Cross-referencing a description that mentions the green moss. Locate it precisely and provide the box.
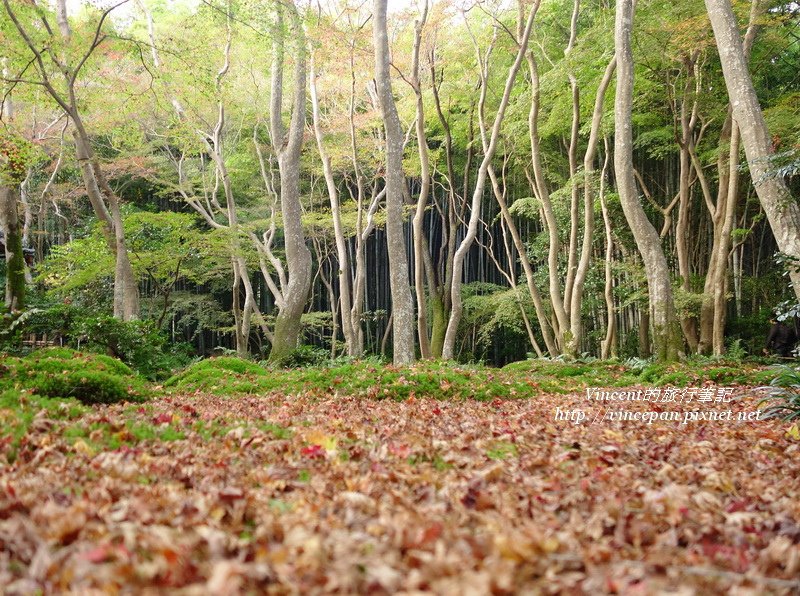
[0,348,147,405]
[0,388,88,463]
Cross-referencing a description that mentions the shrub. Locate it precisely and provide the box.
[0,348,148,405]
[9,305,192,379]
[280,345,330,368]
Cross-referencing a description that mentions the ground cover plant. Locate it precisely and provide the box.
[0,348,149,404]
[164,356,775,398]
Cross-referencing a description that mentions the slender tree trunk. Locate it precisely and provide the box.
[527,51,568,351]
[705,0,800,301]
[599,140,617,359]
[374,0,415,364]
[309,53,357,357]
[269,4,313,362]
[570,56,616,355]
[675,52,700,352]
[563,0,581,355]
[442,3,538,359]
[411,4,432,359]
[614,0,681,361]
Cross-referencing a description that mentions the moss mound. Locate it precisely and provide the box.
[0,348,148,405]
[165,358,530,400]
[164,356,773,400]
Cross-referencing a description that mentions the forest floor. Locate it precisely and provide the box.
[1,379,800,594]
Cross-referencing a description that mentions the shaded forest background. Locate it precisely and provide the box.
[1,0,799,369]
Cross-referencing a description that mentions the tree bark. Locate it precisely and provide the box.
[570,56,616,356]
[614,0,681,361]
[705,0,800,302]
[269,3,313,362]
[442,3,538,359]
[374,0,415,364]
[411,4,432,359]
[309,52,357,357]
[1,185,25,311]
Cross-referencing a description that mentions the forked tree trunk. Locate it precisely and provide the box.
[570,56,616,356]
[2,0,140,320]
[705,0,800,302]
[411,4,432,359]
[269,4,313,362]
[309,53,357,357]
[614,0,681,361]
[442,3,537,359]
[374,0,415,364]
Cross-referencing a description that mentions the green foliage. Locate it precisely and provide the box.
[0,348,148,405]
[280,345,331,368]
[0,131,42,185]
[758,365,800,421]
[8,304,192,379]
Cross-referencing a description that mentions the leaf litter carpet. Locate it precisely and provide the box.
[1,389,799,594]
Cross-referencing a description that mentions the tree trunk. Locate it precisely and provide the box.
[269,4,313,362]
[411,5,432,359]
[598,140,617,359]
[72,127,140,321]
[705,0,800,301]
[309,53,357,357]
[442,2,538,360]
[570,56,616,356]
[1,185,25,311]
[526,51,569,351]
[374,0,415,364]
[614,0,681,361]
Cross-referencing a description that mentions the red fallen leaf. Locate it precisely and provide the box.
[461,482,494,511]
[700,539,750,572]
[83,545,112,563]
[432,407,442,415]
[420,521,443,545]
[389,443,411,458]
[153,412,172,425]
[725,499,749,513]
[301,444,325,459]
[219,487,245,501]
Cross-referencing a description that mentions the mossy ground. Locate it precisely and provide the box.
[0,348,149,404]
[0,350,778,464]
[164,356,775,399]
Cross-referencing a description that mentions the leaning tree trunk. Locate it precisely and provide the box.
[374,0,415,364]
[614,0,681,361]
[705,0,800,301]
[1,184,25,311]
[269,4,313,362]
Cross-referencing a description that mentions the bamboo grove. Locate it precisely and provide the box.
[1,0,799,365]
